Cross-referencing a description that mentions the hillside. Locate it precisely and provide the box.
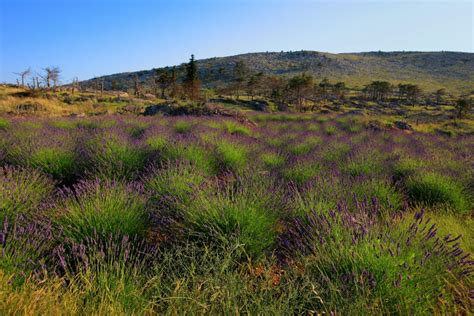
[82,51,474,94]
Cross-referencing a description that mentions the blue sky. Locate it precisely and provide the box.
[1,0,472,84]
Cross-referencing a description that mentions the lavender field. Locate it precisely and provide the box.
[0,113,472,314]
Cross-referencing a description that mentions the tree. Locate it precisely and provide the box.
[133,75,141,97]
[169,66,180,99]
[183,54,201,101]
[365,81,392,101]
[71,77,79,95]
[233,60,248,99]
[41,67,61,90]
[398,83,422,105]
[333,82,346,100]
[288,73,314,111]
[155,68,174,98]
[246,72,263,100]
[435,88,447,104]
[455,98,472,119]
[14,67,31,87]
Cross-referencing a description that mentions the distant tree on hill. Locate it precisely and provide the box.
[333,82,346,100]
[233,60,249,99]
[169,66,180,99]
[435,88,447,104]
[398,83,422,105]
[155,68,174,98]
[246,72,263,100]
[183,54,201,101]
[365,81,392,101]
[289,73,314,111]
[319,78,332,99]
[14,67,31,87]
[41,67,61,90]
[455,98,472,119]
[133,75,141,97]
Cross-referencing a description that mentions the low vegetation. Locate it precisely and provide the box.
[1,113,472,314]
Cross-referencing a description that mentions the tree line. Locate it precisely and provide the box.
[14,56,472,118]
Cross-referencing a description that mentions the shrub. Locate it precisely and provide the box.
[392,158,425,180]
[86,129,148,180]
[282,160,321,185]
[181,178,281,258]
[224,121,252,136]
[174,120,194,134]
[0,166,55,220]
[0,218,55,283]
[260,152,285,169]
[323,125,338,135]
[215,140,248,173]
[55,180,148,242]
[160,142,217,175]
[0,117,9,129]
[279,208,470,314]
[29,147,77,182]
[405,172,469,213]
[350,178,403,212]
[322,142,351,163]
[289,136,321,156]
[343,157,383,177]
[146,161,207,209]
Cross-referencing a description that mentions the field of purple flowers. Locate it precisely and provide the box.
[0,113,472,314]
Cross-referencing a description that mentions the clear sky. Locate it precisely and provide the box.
[1,0,473,84]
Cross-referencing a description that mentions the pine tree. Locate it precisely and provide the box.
[183,54,201,101]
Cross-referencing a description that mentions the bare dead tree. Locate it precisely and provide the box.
[100,79,104,97]
[71,77,79,95]
[14,67,31,87]
[134,75,141,97]
[40,67,61,90]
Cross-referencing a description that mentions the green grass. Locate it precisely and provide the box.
[87,132,148,180]
[182,179,281,258]
[282,161,321,185]
[215,140,249,173]
[223,121,252,136]
[405,172,470,213]
[174,120,193,134]
[55,180,148,242]
[160,142,217,175]
[0,166,55,220]
[146,161,207,208]
[29,148,77,182]
[350,179,403,212]
[260,152,286,169]
[0,117,9,129]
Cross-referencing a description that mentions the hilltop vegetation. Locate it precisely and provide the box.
[82,51,474,94]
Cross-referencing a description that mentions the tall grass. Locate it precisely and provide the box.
[0,166,55,220]
[54,180,148,242]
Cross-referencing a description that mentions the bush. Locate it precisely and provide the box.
[223,121,252,136]
[181,178,281,258]
[260,152,285,169]
[146,161,207,209]
[215,140,248,173]
[282,160,321,185]
[55,180,148,242]
[160,142,217,175]
[85,129,148,180]
[280,208,470,314]
[405,172,469,213]
[174,120,194,134]
[29,148,77,182]
[0,118,9,129]
[0,166,55,220]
